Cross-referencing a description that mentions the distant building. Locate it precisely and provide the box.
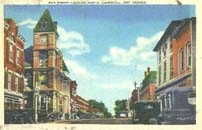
[76,95,90,113]
[140,67,157,101]
[70,80,78,119]
[153,17,196,108]
[4,18,25,111]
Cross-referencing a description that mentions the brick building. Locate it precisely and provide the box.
[153,17,196,110]
[4,18,25,111]
[24,9,71,121]
[70,80,78,119]
[140,67,157,101]
[76,95,90,113]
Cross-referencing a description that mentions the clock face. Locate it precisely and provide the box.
[40,35,48,44]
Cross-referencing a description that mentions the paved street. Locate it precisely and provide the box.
[55,118,133,124]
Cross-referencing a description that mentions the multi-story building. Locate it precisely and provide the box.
[153,17,196,100]
[153,17,196,124]
[70,80,78,119]
[76,95,90,113]
[24,9,71,121]
[140,67,157,101]
[4,18,25,111]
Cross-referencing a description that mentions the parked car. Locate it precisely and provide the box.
[132,101,160,124]
[119,111,127,118]
[5,109,34,124]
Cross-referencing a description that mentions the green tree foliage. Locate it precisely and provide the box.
[88,99,112,118]
[114,99,127,117]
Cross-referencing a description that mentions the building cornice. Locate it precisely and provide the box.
[156,72,192,93]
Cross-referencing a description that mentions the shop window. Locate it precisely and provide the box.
[15,77,19,92]
[167,93,172,110]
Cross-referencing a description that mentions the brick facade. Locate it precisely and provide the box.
[24,9,71,119]
[4,18,25,110]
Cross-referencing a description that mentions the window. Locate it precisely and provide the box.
[170,56,173,79]
[170,42,173,52]
[15,77,19,92]
[186,42,191,68]
[158,66,161,84]
[39,51,48,67]
[179,48,184,73]
[9,36,14,43]
[167,93,172,110]
[164,61,166,82]
[38,71,48,86]
[9,44,13,62]
[8,73,12,90]
[163,95,167,109]
[16,50,20,65]
[159,51,161,63]
[163,44,167,57]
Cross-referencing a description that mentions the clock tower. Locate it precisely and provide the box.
[32,9,67,115]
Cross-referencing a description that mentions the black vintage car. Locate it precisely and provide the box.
[5,109,34,124]
[132,101,161,124]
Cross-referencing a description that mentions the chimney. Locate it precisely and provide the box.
[147,67,150,74]
[144,71,147,78]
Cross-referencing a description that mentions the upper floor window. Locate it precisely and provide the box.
[16,50,20,65]
[164,61,167,82]
[9,44,13,62]
[8,73,12,90]
[179,48,184,73]
[158,66,161,85]
[9,36,15,43]
[186,42,191,68]
[163,44,167,58]
[39,51,48,67]
[170,56,173,79]
[170,42,173,52]
[158,51,161,63]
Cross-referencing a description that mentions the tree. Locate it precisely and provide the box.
[88,99,112,118]
[114,99,127,117]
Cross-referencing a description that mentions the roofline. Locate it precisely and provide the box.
[153,20,181,51]
[153,17,196,52]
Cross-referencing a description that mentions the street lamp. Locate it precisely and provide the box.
[134,81,137,90]
[33,82,39,123]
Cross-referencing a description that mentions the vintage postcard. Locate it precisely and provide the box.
[0,0,201,130]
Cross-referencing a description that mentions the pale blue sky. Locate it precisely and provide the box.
[4,5,195,114]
